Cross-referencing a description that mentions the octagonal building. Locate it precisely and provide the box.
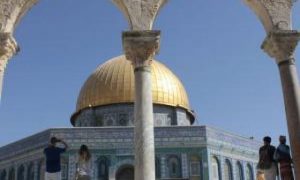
[0,55,260,180]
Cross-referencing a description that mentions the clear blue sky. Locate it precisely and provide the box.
[0,0,300,147]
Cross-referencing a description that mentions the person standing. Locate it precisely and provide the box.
[274,136,294,180]
[257,136,277,180]
[44,137,68,180]
[75,144,92,180]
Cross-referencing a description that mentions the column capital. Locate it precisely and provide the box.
[0,32,18,71]
[122,30,160,68]
[261,30,300,64]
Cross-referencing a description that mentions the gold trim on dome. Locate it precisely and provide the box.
[75,55,191,114]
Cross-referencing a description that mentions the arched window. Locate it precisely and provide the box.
[155,157,161,178]
[118,114,128,126]
[17,165,25,180]
[245,164,254,180]
[98,156,109,180]
[27,163,34,180]
[190,155,201,177]
[211,156,220,180]
[37,161,44,180]
[236,161,243,180]
[8,168,15,180]
[167,155,181,178]
[0,170,7,180]
[116,165,134,180]
[224,159,233,180]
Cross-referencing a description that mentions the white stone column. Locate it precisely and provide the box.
[262,30,300,178]
[122,30,160,180]
[0,32,18,101]
[202,149,210,180]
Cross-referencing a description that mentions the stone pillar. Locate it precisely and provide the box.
[68,154,76,180]
[201,148,210,180]
[220,156,225,180]
[23,164,27,180]
[262,30,300,178]
[231,159,237,180]
[122,30,160,180]
[181,153,188,178]
[160,155,167,179]
[242,161,247,180]
[90,153,97,180]
[33,161,38,180]
[0,32,18,101]
[14,165,17,180]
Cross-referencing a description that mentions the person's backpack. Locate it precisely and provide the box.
[258,146,273,169]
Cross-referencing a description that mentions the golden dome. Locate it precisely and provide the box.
[73,55,193,121]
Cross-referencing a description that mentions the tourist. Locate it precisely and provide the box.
[75,144,92,180]
[44,137,68,180]
[257,136,277,180]
[274,136,294,180]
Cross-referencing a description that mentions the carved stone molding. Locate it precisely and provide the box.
[122,30,160,68]
[0,32,18,71]
[111,0,168,30]
[244,0,293,33]
[261,30,300,64]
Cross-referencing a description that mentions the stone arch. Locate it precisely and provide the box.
[243,0,274,33]
[115,164,134,180]
[189,154,201,177]
[211,156,221,180]
[0,0,40,32]
[8,168,15,180]
[111,159,134,180]
[0,169,7,180]
[166,155,181,178]
[17,165,25,180]
[236,161,243,180]
[224,159,233,180]
[245,163,254,180]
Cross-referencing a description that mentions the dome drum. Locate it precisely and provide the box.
[71,103,193,127]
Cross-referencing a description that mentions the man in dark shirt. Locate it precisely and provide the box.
[44,137,68,180]
[274,136,294,180]
[257,136,277,180]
